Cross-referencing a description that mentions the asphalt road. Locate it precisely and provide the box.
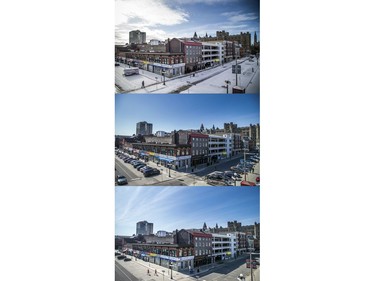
[194,157,243,177]
[194,256,255,281]
[115,261,139,281]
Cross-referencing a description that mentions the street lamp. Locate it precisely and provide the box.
[243,148,249,181]
[168,163,171,177]
[170,262,173,279]
[162,270,165,281]
[250,252,253,281]
[162,69,166,85]
[224,80,231,94]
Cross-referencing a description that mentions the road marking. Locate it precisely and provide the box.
[115,262,134,281]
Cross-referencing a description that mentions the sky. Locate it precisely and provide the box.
[115,0,259,45]
[115,186,260,236]
[115,94,260,136]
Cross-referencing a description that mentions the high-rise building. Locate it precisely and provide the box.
[129,30,146,44]
[136,220,154,235]
[136,121,153,136]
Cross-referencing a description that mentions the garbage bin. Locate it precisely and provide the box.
[232,86,245,93]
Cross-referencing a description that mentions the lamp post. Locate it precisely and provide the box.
[168,164,171,177]
[250,251,253,281]
[243,148,249,181]
[162,69,166,85]
[224,80,231,94]
[170,262,173,279]
[235,56,238,86]
[162,270,165,281]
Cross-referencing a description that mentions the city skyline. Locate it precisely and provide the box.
[115,0,260,45]
[115,94,260,136]
[115,186,260,236]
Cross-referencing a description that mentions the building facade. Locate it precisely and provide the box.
[223,133,243,156]
[122,51,185,77]
[136,121,153,136]
[208,134,228,163]
[131,243,195,272]
[136,220,154,235]
[211,233,236,261]
[176,230,213,268]
[189,133,209,167]
[129,30,146,44]
[167,38,203,73]
[202,42,223,67]
[130,142,192,169]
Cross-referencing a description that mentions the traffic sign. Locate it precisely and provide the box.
[232,65,241,74]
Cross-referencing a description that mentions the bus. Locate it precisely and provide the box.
[124,67,139,76]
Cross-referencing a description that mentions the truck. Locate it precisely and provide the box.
[124,67,139,76]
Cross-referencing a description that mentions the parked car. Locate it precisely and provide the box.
[133,163,144,169]
[140,166,153,173]
[144,168,160,177]
[130,160,140,166]
[117,255,125,260]
[136,164,147,170]
[224,171,241,180]
[240,180,256,186]
[116,175,128,185]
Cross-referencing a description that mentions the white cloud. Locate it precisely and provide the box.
[221,10,242,17]
[171,0,238,5]
[228,13,258,22]
[220,11,258,22]
[115,0,189,43]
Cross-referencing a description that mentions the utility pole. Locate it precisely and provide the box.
[250,252,253,281]
[244,148,248,181]
[235,56,238,86]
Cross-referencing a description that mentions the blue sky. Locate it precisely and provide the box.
[115,94,260,136]
[115,0,259,44]
[115,186,260,236]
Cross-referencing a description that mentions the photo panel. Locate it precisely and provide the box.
[115,0,259,94]
[115,186,260,281]
[115,94,260,187]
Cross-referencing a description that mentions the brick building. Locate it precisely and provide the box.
[175,229,213,268]
[166,38,203,73]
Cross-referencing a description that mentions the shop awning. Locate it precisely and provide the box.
[158,157,174,162]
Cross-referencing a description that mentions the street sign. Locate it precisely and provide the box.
[232,65,241,74]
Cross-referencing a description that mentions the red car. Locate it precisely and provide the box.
[240,181,256,186]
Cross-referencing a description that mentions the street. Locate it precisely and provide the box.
[115,154,260,186]
[115,58,259,94]
[115,261,139,281]
[115,254,260,281]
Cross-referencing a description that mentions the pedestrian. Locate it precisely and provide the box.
[141,81,145,88]
[147,269,150,275]
[154,269,157,276]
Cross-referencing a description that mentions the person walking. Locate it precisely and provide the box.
[154,269,158,276]
[141,81,145,88]
[147,269,150,276]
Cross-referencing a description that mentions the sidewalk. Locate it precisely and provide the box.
[121,58,249,94]
[116,256,195,281]
[116,254,253,281]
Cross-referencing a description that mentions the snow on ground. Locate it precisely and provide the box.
[115,58,260,94]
